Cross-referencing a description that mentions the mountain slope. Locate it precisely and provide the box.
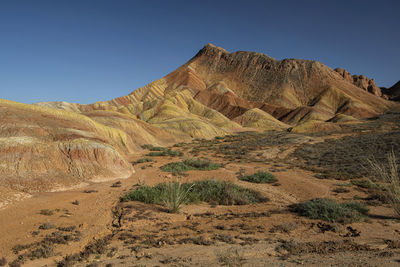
[64,43,395,134]
[0,99,176,192]
[2,43,399,192]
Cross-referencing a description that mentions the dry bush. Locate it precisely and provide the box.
[369,150,400,216]
[215,247,246,267]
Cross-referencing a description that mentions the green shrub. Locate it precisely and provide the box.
[122,185,163,203]
[160,158,222,173]
[147,149,183,157]
[332,187,350,193]
[141,144,153,150]
[183,158,221,170]
[134,157,154,164]
[160,162,192,173]
[122,179,267,206]
[239,171,277,184]
[141,144,174,152]
[148,146,166,151]
[121,181,193,213]
[289,198,369,223]
[39,209,54,216]
[173,142,186,147]
[187,179,267,205]
[350,179,380,189]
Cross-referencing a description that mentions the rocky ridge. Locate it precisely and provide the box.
[334,68,384,98]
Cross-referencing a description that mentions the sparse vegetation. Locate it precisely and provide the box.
[269,222,298,233]
[239,171,277,184]
[38,222,55,230]
[134,157,154,164]
[83,189,98,193]
[160,161,191,173]
[148,146,166,151]
[161,181,195,213]
[289,198,369,223]
[111,181,122,188]
[10,229,82,265]
[293,132,400,179]
[173,142,187,147]
[215,247,246,267]
[8,261,21,267]
[122,179,267,206]
[39,209,53,216]
[140,144,155,150]
[160,158,222,173]
[350,179,380,189]
[57,235,112,267]
[147,149,183,157]
[369,150,400,216]
[332,187,350,193]
[277,239,371,256]
[57,226,77,232]
[141,144,183,157]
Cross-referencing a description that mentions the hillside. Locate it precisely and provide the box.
[49,43,395,136]
[2,43,399,193]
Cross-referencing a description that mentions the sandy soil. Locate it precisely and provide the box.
[1,134,400,267]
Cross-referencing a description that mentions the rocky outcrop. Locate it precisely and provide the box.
[334,68,383,97]
[382,81,400,101]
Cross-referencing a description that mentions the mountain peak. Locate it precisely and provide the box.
[202,43,229,53]
[191,43,275,65]
[192,43,230,60]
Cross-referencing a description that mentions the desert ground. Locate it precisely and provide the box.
[0,112,399,267]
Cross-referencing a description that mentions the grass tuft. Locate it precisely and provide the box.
[161,181,194,213]
[369,150,400,217]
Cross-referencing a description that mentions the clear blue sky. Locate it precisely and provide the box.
[0,0,399,104]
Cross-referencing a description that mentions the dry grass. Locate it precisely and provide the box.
[369,150,400,216]
[215,247,246,267]
[161,180,194,213]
